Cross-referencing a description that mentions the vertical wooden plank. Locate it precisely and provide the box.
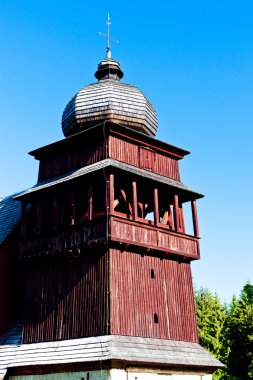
[132,181,138,220]
[174,194,179,232]
[191,199,200,237]
[154,188,159,226]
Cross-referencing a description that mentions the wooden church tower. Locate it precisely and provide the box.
[0,21,223,380]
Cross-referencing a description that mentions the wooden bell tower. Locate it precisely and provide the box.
[18,122,202,344]
[0,39,224,379]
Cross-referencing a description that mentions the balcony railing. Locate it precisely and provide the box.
[110,215,200,259]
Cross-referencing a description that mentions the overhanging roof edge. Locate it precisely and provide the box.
[14,159,203,200]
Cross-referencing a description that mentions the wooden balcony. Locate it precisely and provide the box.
[110,215,200,260]
[20,218,106,259]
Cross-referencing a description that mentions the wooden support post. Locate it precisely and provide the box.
[154,188,159,226]
[174,194,180,232]
[88,185,93,221]
[70,190,77,225]
[191,199,200,237]
[21,202,26,239]
[36,200,42,235]
[132,181,138,220]
[179,203,185,233]
[53,196,59,229]
[170,204,175,230]
[109,174,115,215]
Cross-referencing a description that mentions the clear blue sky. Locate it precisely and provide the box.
[0,0,252,303]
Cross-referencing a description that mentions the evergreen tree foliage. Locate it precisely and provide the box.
[227,283,253,379]
[195,287,228,380]
[195,283,253,380]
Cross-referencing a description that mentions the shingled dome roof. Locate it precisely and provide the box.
[62,56,158,137]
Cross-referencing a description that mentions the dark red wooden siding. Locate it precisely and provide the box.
[109,136,180,180]
[109,248,198,342]
[23,250,109,343]
[38,138,106,182]
[110,216,200,259]
[0,248,11,335]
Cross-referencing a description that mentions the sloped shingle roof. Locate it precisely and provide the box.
[15,159,203,200]
[0,322,224,377]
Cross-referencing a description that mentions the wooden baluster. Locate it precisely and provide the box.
[191,199,200,237]
[132,181,138,220]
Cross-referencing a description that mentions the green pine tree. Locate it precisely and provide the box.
[195,287,228,380]
[227,283,253,380]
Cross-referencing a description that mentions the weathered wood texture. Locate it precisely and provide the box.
[109,248,198,342]
[110,216,200,259]
[0,235,25,337]
[22,250,109,343]
[109,136,180,180]
[20,220,106,259]
[38,138,106,182]
[37,132,181,183]
[0,247,11,335]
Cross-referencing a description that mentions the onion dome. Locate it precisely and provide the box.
[62,54,158,138]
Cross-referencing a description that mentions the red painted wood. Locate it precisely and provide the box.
[110,216,200,259]
[88,185,93,221]
[109,135,180,180]
[109,174,114,215]
[191,200,200,237]
[154,188,159,226]
[132,181,138,221]
[173,195,179,232]
[139,147,156,171]
[22,250,109,343]
[109,248,199,342]
[38,139,106,182]
[70,191,77,225]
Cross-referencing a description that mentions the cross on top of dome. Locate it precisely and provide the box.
[96,15,123,81]
[99,14,119,59]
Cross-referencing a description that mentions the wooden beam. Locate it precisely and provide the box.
[109,174,115,215]
[70,191,77,225]
[21,202,26,239]
[170,205,175,230]
[154,188,159,226]
[174,194,179,232]
[191,199,200,237]
[179,203,185,233]
[53,196,59,229]
[36,200,42,235]
[132,181,138,220]
[88,185,93,221]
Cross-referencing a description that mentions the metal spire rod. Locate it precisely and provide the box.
[99,14,119,59]
[107,13,111,51]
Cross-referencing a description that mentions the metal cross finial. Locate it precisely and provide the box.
[99,14,119,59]
[106,13,111,51]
